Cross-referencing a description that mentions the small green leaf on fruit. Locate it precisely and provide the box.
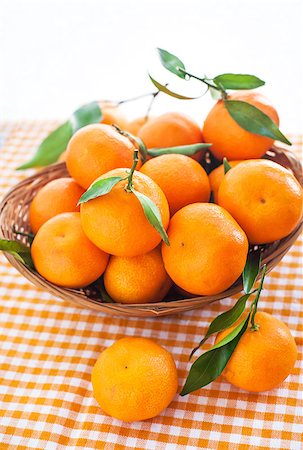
[213,73,265,90]
[132,190,169,246]
[224,100,291,145]
[148,75,200,100]
[190,293,251,359]
[148,143,211,158]
[243,250,261,294]
[223,157,232,174]
[157,48,186,79]
[0,239,34,269]
[78,177,124,205]
[181,314,249,395]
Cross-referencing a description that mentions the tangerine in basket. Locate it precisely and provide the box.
[208,160,243,203]
[29,177,85,234]
[66,124,139,189]
[140,154,210,215]
[138,112,203,160]
[215,311,298,392]
[80,168,169,257]
[218,159,303,244]
[31,212,109,288]
[104,246,172,304]
[161,203,248,296]
[203,91,279,160]
[92,337,178,421]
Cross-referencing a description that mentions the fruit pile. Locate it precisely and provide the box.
[26,92,302,305]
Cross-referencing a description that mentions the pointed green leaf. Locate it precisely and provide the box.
[132,190,170,246]
[243,250,261,294]
[213,73,265,90]
[181,314,250,395]
[17,121,73,169]
[209,86,222,100]
[224,100,291,145]
[70,101,102,133]
[157,48,186,79]
[148,143,211,158]
[0,239,34,269]
[223,157,232,174]
[190,293,251,359]
[78,176,124,205]
[149,75,200,100]
[17,102,102,169]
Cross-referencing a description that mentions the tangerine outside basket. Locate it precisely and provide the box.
[0,146,302,317]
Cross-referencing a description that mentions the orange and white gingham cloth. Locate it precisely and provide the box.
[0,122,302,450]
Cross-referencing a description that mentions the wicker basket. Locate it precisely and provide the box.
[0,146,302,317]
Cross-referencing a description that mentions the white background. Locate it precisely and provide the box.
[1,0,302,133]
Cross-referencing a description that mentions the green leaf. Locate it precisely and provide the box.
[180,314,250,395]
[17,102,102,169]
[147,143,211,158]
[243,250,261,294]
[17,121,73,169]
[132,190,170,246]
[0,239,34,269]
[157,48,186,79]
[213,73,265,90]
[190,293,251,359]
[149,75,200,100]
[78,176,124,205]
[70,101,102,133]
[223,157,232,174]
[224,100,291,145]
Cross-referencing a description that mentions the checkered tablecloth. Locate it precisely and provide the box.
[0,122,302,450]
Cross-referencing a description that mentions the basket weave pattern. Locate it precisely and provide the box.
[0,146,302,317]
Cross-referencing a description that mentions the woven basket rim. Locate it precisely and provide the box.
[0,145,302,317]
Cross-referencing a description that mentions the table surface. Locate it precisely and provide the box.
[0,122,302,450]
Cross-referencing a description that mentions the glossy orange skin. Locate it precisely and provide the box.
[215,312,298,392]
[31,212,109,288]
[29,178,85,234]
[104,247,172,304]
[203,91,280,160]
[218,160,303,244]
[92,337,178,422]
[138,112,203,161]
[80,169,170,257]
[209,160,243,203]
[140,154,210,215]
[66,124,139,189]
[162,203,248,296]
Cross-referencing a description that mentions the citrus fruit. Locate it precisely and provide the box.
[66,124,139,189]
[92,337,178,421]
[29,177,85,234]
[140,154,210,215]
[203,91,280,160]
[161,203,248,295]
[138,112,203,160]
[218,159,303,244]
[99,101,128,129]
[104,246,172,304]
[215,311,298,392]
[31,212,109,288]
[209,160,243,203]
[126,116,149,135]
[80,168,170,257]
